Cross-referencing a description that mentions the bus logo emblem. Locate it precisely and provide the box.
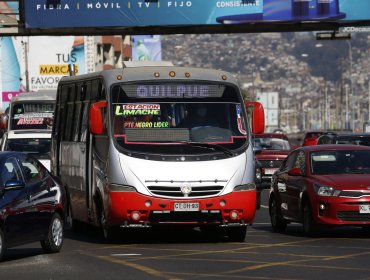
[180,184,192,197]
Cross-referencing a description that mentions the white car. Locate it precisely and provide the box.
[1,130,52,171]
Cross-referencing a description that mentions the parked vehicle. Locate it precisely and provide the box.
[269,144,370,236]
[0,151,66,261]
[253,133,291,188]
[1,130,52,170]
[302,131,325,146]
[51,63,265,242]
[317,132,370,146]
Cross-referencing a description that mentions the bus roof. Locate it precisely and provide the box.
[11,91,56,102]
[59,66,239,85]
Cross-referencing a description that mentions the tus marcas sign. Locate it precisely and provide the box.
[24,0,370,29]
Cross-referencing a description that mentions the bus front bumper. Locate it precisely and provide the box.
[107,190,257,228]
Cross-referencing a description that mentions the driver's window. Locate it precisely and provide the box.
[1,157,21,186]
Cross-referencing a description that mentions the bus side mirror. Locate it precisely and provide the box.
[89,101,107,135]
[245,101,265,134]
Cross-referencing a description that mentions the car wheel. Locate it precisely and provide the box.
[303,202,318,237]
[227,227,247,242]
[269,196,287,232]
[256,191,261,210]
[0,228,4,261]
[41,213,64,253]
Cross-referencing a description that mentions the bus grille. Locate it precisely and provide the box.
[147,185,224,198]
[337,211,370,221]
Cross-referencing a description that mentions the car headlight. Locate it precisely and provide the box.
[314,184,340,197]
[108,184,137,192]
[234,183,256,192]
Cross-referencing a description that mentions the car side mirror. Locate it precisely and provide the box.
[288,167,302,176]
[4,180,25,192]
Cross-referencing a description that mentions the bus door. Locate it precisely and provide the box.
[88,80,109,225]
[59,83,89,223]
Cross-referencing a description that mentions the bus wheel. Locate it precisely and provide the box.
[99,210,117,242]
[227,227,247,242]
[200,225,222,241]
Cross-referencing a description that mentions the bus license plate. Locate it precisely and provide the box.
[174,202,199,212]
[359,205,370,213]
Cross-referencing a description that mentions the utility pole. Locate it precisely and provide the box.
[345,84,349,130]
[23,39,30,92]
[368,81,370,122]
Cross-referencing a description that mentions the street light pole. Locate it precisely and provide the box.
[347,40,354,132]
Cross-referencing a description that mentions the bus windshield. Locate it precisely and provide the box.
[10,102,55,130]
[111,82,249,156]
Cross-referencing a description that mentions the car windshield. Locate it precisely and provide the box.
[111,82,249,156]
[5,138,51,159]
[310,150,370,175]
[254,137,291,151]
[336,136,370,146]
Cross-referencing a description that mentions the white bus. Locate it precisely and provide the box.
[51,63,264,241]
[7,91,56,131]
[1,91,56,170]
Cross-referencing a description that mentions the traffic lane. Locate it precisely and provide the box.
[1,189,370,280]
[3,226,370,280]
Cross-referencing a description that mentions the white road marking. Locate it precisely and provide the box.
[111,254,142,257]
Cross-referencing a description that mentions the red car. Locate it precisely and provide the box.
[302,131,325,146]
[269,144,370,236]
[253,133,292,188]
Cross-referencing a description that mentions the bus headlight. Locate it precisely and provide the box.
[108,184,137,192]
[233,183,256,192]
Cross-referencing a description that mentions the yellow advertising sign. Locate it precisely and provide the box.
[39,64,79,75]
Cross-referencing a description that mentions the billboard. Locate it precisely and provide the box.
[24,0,370,29]
[131,35,162,61]
[0,36,85,110]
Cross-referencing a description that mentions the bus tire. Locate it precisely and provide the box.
[99,208,118,243]
[201,225,222,241]
[227,227,247,242]
[41,213,64,253]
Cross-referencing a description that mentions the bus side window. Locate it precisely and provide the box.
[80,82,91,143]
[72,83,84,142]
[63,85,76,141]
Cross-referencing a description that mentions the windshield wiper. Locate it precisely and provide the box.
[180,141,234,157]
